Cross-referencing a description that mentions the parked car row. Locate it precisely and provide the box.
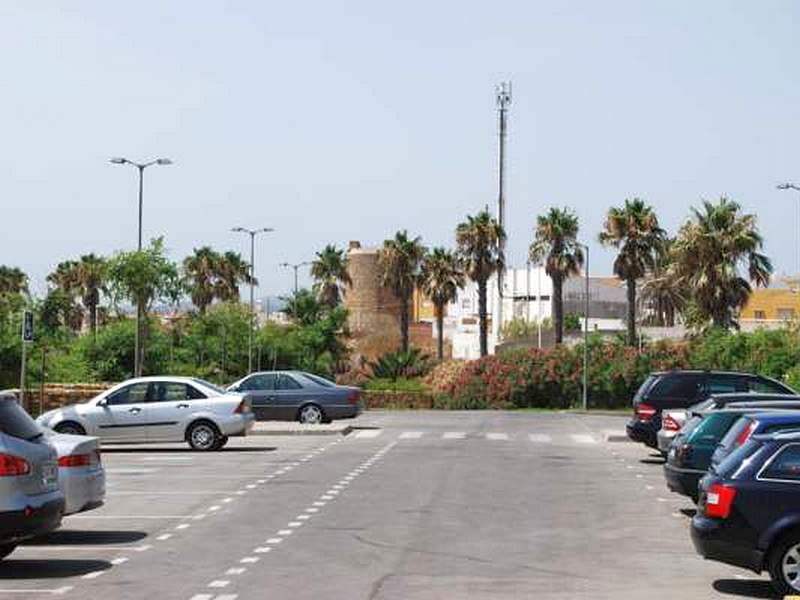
[627,369,800,594]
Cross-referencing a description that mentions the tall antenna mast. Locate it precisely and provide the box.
[494,81,512,344]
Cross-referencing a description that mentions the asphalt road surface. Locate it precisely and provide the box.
[0,411,777,600]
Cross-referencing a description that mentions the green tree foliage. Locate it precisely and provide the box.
[529,207,583,345]
[311,244,351,309]
[368,348,433,381]
[599,199,665,345]
[183,247,252,314]
[671,198,772,329]
[456,211,505,357]
[283,289,323,326]
[379,231,426,353]
[420,247,464,360]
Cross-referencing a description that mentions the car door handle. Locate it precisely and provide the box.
[128,407,142,414]
[176,403,190,409]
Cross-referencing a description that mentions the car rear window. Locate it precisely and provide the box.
[0,399,42,441]
[715,438,764,479]
[303,373,336,388]
[686,412,739,443]
[649,374,703,399]
[718,416,753,451]
[633,375,658,404]
[681,415,703,437]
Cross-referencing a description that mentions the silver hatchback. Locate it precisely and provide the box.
[0,393,64,559]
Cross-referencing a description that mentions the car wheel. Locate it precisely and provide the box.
[53,421,86,436]
[187,421,221,451]
[298,404,324,424]
[213,436,229,450]
[768,535,800,595]
[0,544,16,560]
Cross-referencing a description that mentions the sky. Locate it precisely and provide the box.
[1,1,799,298]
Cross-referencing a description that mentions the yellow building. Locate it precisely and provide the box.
[740,286,800,321]
[412,288,437,322]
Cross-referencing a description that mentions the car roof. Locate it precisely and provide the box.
[748,411,800,423]
[117,376,205,384]
[652,370,771,377]
[755,430,800,442]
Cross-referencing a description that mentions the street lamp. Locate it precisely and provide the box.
[110,156,172,377]
[578,243,590,412]
[280,261,312,296]
[778,183,800,280]
[232,227,274,374]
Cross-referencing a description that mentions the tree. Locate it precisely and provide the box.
[456,211,505,357]
[641,238,685,327]
[107,238,180,376]
[529,207,583,344]
[283,289,323,326]
[183,247,219,314]
[75,254,108,339]
[599,198,666,345]
[420,247,465,360]
[216,251,253,303]
[311,244,351,309]
[671,197,772,329]
[379,231,426,353]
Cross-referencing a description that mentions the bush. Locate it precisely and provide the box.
[368,348,434,381]
[364,377,427,393]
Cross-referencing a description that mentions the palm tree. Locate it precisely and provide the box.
[183,247,220,314]
[75,254,107,339]
[46,260,83,333]
[529,207,583,344]
[456,211,505,357]
[599,198,666,345]
[671,197,771,329]
[311,244,352,309]
[0,266,29,296]
[641,238,685,327]
[379,231,426,353]
[216,251,253,303]
[420,248,465,360]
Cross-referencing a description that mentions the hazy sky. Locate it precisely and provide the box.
[2,1,799,297]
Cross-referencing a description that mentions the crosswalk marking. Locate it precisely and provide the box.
[486,433,509,441]
[399,431,423,439]
[529,434,552,443]
[570,434,597,444]
[442,432,466,439]
[353,430,382,439]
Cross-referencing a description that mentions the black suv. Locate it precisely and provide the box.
[625,370,794,449]
[692,431,800,595]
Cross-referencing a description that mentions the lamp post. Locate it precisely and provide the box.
[578,243,590,412]
[110,156,172,377]
[280,261,312,296]
[778,183,800,282]
[232,227,274,374]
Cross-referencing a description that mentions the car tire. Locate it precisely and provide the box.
[53,421,86,436]
[768,533,800,595]
[187,421,222,451]
[213,436,229,451]
[0,544,16,560]
[298,404,324,425]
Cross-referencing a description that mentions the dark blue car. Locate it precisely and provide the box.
[692,431,800,595]
[710,411,800,470]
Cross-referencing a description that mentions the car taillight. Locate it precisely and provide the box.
[0,453,31,476]
[676,443,692,465]
[735,421,756,447]
[58,454,91,468]
[635,403,656,422]
[347,390,360,405]
[663,414,680,432]
[234,400,250,414]
[705,483,737,519]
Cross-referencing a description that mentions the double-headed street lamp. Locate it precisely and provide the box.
[778,183,800,279]
[110,156,172,377]
[280,261,312,296]
[578,242,590,412]
[232,227,274,374]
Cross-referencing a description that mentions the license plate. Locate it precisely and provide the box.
[42,464,58,486]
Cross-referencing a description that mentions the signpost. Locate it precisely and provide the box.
[20,310,33,407]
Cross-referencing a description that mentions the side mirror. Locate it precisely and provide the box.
[228,385,240,393]
[97,398,108,407]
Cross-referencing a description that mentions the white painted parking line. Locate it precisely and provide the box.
[140,456,194,462]
[265,537,283,544]
[277,530,292,536]
[156,534,172,541]
[69,515,192,519]
[288,522,302,527]
[22,545,151,552]
[353,430,382,439]
[486,432,509,441]
[111,557,129,566]
[82,571,106,580]
[189,595,213,600]
[105,468,160,474]
[215,595,239,600]
[443,432,466,439]
[296,515,311,520]
[570,434,597,444]
[399,431,423,439]
[207,580,229,588]
[240,557,259,563]
[529,434,552,443]
[176,523,190,530]
[0,587,73,595]
[225,567,246,575]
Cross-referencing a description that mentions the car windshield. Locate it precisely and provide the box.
[0,399,43,441]
[192,378,227,395]
[303,373,336,388]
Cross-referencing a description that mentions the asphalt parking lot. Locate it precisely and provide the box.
[0,411,778,599]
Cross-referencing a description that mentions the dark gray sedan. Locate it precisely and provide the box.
[226,371,362,424]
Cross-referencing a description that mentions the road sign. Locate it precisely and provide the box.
[22,311,34,342]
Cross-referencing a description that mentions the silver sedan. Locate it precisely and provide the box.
[45,431,105,515]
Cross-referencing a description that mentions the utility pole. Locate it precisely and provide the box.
[579,243,590,411]
[778,183,800,287]
[110,156,172,377]
[232,227,274,374]
[493,82,512,347]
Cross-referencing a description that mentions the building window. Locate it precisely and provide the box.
[754,310,766,320]
[777,308,795,321]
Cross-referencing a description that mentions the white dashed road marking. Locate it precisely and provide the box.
[570,434,597,444]
[353,430,382,439]
[486,433,509,441]
[529,434,552,443]
[399,431,423,439]
[442,432,466,439]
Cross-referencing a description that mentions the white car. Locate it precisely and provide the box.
[37,377,254,451]
[46,430,105,515]
[657,409,687,454]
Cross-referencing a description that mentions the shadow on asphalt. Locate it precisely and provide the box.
[101,446,277,453]
[0,559,111,579]
[712,579,776,598]
[25,529,146,546]
[640,457,666,465]
[679,508,697,518]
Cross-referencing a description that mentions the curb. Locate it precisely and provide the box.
[248,425,353,437]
